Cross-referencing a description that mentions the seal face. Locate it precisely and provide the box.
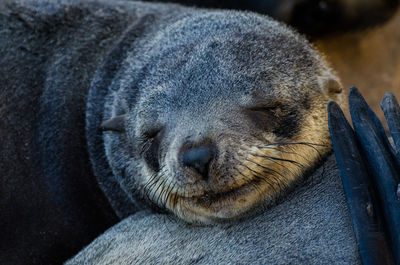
[102,11,344,224]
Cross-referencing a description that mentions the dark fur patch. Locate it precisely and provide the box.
[273,108,301,139]
[245,105,301,139]
[142,135,162,173]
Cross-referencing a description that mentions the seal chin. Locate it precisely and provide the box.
[167,178,271,223]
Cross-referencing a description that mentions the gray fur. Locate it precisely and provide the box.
[67,155,360,264]
[1,0,353,263]
[90,0,343,223]
[0,0,184,262]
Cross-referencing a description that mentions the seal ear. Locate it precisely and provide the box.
[100,115,127,132]
[321,77,343,94]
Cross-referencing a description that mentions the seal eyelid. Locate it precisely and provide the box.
[141,127,163,140]
[245,99,282,110]
[138,128,160,156]
[138,127,163,172]
[247,103,287,117]
[249,105,280,111]
[139,138,153,156]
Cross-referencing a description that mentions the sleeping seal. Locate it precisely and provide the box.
[0,0,344,263]
[97,6,345,224]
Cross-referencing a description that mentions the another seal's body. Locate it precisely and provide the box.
[0,0,344,264]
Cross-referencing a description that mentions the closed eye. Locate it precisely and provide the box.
[141,127,163,141]
[247,104,286,117]
[139,127,163,172]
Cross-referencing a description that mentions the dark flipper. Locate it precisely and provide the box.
[328,101,393,265]
[348,87,400,264]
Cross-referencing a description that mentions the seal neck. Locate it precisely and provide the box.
[84,17,159,218]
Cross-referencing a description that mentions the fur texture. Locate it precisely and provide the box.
[1,0,348,263]
[67,156,360,265]
[0,0,167,263]
[91,2,344,224]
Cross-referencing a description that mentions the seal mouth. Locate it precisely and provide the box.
[175,177,261,210]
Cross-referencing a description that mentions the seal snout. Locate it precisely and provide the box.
[180,144,216,180]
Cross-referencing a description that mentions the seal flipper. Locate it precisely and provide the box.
[381,92,400,164]
[349,87,400,264]
[100,115,127,132]
[328,101,393,265]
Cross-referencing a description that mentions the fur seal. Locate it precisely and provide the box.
[96,6,345,224]
[67,89,400,265]
[0,0,343,263]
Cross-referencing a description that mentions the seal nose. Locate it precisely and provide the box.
[181,145,215,179]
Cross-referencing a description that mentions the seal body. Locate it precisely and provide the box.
[0,0,344,264]
[0,0,171,263]
[66,156,360,265]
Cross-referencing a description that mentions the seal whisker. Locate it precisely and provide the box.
[257,141,324,161]
[157,174,170,206]
[146,171,165,205]
[250,153,304,169]
[161,178,174,208]
[238,166,269,197]
[154,174,170,206]
[143,175,167,212]
[258,141,325,152]
[264,141,326,147]
[164,178,178,209]
[232,167,255,184]
[234,162,281,193]
[254,156,299,178]
[247,161,291,191]
[248,179,268,205]
[170,185,180,209]
[268,148,312,164]
[244,158,288,183]
[143,170,159,191]
[143,173,159,201]
[142,165,167,202]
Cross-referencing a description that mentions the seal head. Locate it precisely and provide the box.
[100,11,344,224]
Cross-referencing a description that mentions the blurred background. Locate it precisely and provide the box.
[147,0,400,125]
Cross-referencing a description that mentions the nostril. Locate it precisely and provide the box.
[182,146,215,179]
